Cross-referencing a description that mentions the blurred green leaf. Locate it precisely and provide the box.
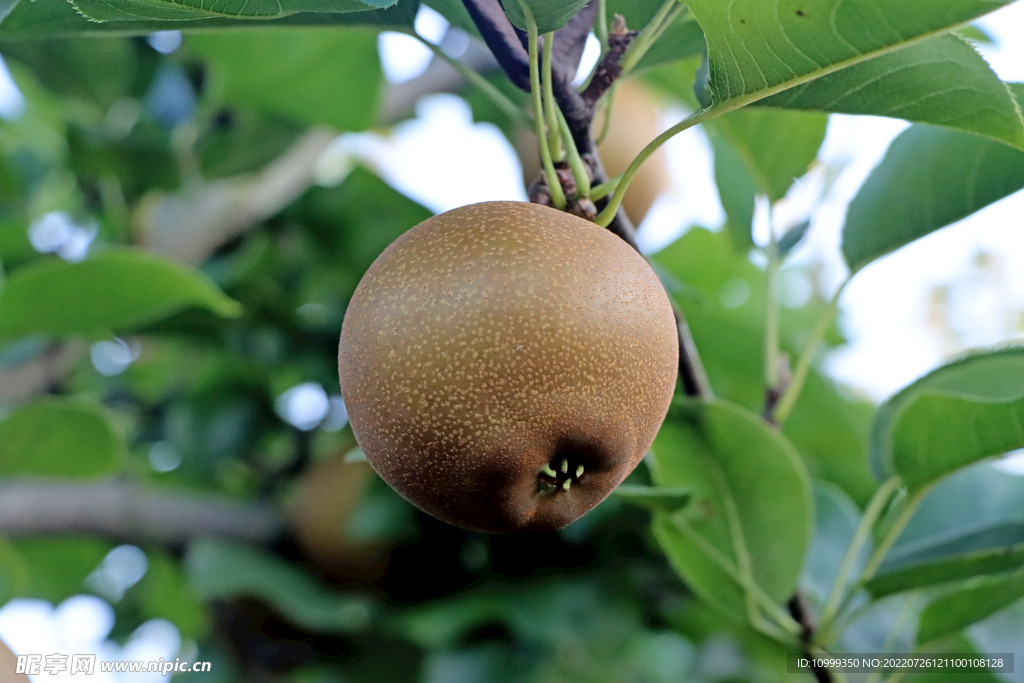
[71,0,396,22]
[758,36,1024,149]
[0,0,417,38]
[778,220,811,257]
[641,55,702,111]
[868,520,1024,598]
[636,12,706,73]
[502,0,590,34]
[687,0,1023,147]
[870,347,1024,488]
[423,0,478,36]
[0,537,29,604]
[898,462,1024,546]
[0,38,152,111]
[186,539,374,633]
[802,481,864,605]
[904,635,1005,682]
[916,571,1024,646]
[0,399,123,478]
[843,105,1024,272]
[709,109,827,202]
[188,28,381,132]
[649,398,812,618]
[708,132,756,251]
[198,112,305,179]
[297,166,433,285]
[137,550,210,639]
[13,537,112,603]
[704,108,825,250]
[605,0,706,73]
[0,249,242,342]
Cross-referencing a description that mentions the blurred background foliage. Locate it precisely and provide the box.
[0,0,1023,681]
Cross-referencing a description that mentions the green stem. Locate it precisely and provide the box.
[858,486,929,584]
[595,106,720,226]
[520,1,566,210]
[765,210,781,393]
[816,598,876,647]
[590,176,620,201]
[673,517,800,639]
[620,0,684,76]
[412,32,530,127]
[596,0,608,52]
[542,32,563,162]
[773,278,849,424]
[864,598,922,683]
[556,109,590,197]
[593,82,616,145]
[817,476,902,639]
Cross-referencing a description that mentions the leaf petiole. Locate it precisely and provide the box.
[519,1,566,209]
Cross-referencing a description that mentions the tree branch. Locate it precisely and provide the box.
[788,593,835,683]
[460,0,532,90]
[0,480,285,546]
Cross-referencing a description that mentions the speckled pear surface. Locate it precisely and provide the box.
[338,201,678,533]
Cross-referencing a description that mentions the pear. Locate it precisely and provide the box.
[338,201,677,533]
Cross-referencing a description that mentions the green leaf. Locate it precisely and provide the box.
[891,390,1024,490]
[652,227,877,504]
[0,0,17,23]
[423,0,479,36]
[0,537,29,604]
[709,132,757,251]
[137,550,210,639]
[649,398,813,618]
[802,481,864,603]
[0,38,147,111]
[687,0,1024,148]
[709,109,828,202]
[186,539,374,633]
[0,0,417,39]
[636,12,706,73]
[704,108,825,251]
[502,0,590,34]
[611,484,691,513]
[955,23,994,44]
[13,537,112,603]
[0,249,241,342]
[0,399,123,478]
[605,0,706,72]
[842,112,1024,272]
[917,571,1024,646]
[778,220,811,257]
[868,520,1024,598]
[905,635,1005,683]
[296,167,433,290]
[188,28,380,132]
[71,0,395,22]
[759,35,1024,149]
[870,347,1024,488]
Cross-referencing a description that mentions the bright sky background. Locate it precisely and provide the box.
[1,3,1023,677]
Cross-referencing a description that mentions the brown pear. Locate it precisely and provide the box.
[338,201,677,533]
